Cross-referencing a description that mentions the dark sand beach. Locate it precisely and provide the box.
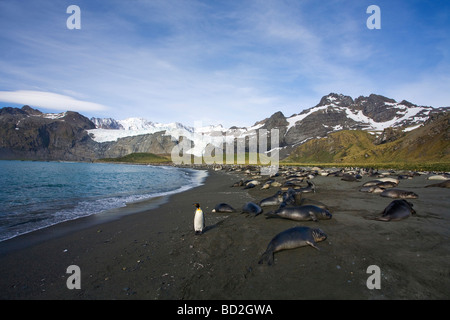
[0,167,449,300]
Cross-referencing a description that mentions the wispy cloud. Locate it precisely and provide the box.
[0,90,109,112]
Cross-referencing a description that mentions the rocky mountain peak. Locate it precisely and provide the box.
[317,93,354,108]
[262,111,288,130]
[21,105,43,116]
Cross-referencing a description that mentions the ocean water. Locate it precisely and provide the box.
[0,160,207,242]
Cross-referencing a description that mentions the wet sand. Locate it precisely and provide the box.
[0,167,449,300]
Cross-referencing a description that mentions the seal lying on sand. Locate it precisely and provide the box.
[425,180,450,188]
[259,191,284,207]
[376,199,416,221]
[265,205,332,222]
[297,180,316,193]
[380,189,418,199]
[258,226,327,265]
[242,202,263,216]
[359,185,384,193]
[212,203,236,213]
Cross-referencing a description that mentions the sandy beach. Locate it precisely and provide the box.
[0,166,449,301]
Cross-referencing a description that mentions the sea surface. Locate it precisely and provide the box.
[0,160,207,242]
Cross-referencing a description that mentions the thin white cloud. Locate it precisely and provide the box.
[0,90,109,112]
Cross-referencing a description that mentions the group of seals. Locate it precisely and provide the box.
[359,178,419,199]
[201,165,446,265]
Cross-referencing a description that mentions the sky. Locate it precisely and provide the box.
[0,0,449,128]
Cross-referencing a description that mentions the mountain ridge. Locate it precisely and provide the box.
[0,93,448,166]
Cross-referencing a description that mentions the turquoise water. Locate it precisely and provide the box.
[0,160,207,242]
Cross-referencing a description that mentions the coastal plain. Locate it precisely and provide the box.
[0,167,449,300]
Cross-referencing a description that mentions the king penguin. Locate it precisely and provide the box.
[193,203,204,235]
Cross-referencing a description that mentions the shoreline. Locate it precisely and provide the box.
[0,166,449,299]
[0,168,251,299]
[0,161,207,245]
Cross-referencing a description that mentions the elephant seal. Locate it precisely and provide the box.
[258,226,327,265]
[341,173,361,181]
[359,186,384,193]
[298,180,316,193]
[259,191,284,207]
[282,188,302,206]
[380,188,418,199]
[298,198,330,211]
[376,181,398,188]
[425,180,450,188]
[265,205,332,222]
[376,199,416,221]
[212,203,236,213]
[231,180,244,187]
[362,180,383,187]
[261,179,275,189]
[377,177,400,184]
[427,174,450,180]
[242,202,263,216]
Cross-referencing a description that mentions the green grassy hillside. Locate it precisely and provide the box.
[283,113,450,171]
[98,152,172,164]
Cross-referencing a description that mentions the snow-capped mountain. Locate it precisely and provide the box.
[1,93,448,162]
[89,117,194,143]
[87,93,448,158]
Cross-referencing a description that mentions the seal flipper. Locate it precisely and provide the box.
[258,249,274,265]
[306,240,320,250]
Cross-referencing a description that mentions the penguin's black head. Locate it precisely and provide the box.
[193,203,200,208]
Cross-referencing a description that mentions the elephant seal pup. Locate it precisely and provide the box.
[212,203,236,213]
[376,181,398,189]
[425,180,450,188]
[298,180,316,193]
[265,205,332,222]
[427,174,450,180]
[362,180,383,187]
[359,186,384,193]
[341,173,361,181]
[258,226,327,265]
[298,198,330,211]
[242,202,263,216]
[376,199,416,221]
[259,191,284,207]
[380,188,418,199]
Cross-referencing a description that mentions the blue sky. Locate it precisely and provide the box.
[0,0,449,127]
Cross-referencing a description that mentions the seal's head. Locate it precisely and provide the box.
[399,191,419,199]
[312,228,327,242]
[320,209,333,220]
